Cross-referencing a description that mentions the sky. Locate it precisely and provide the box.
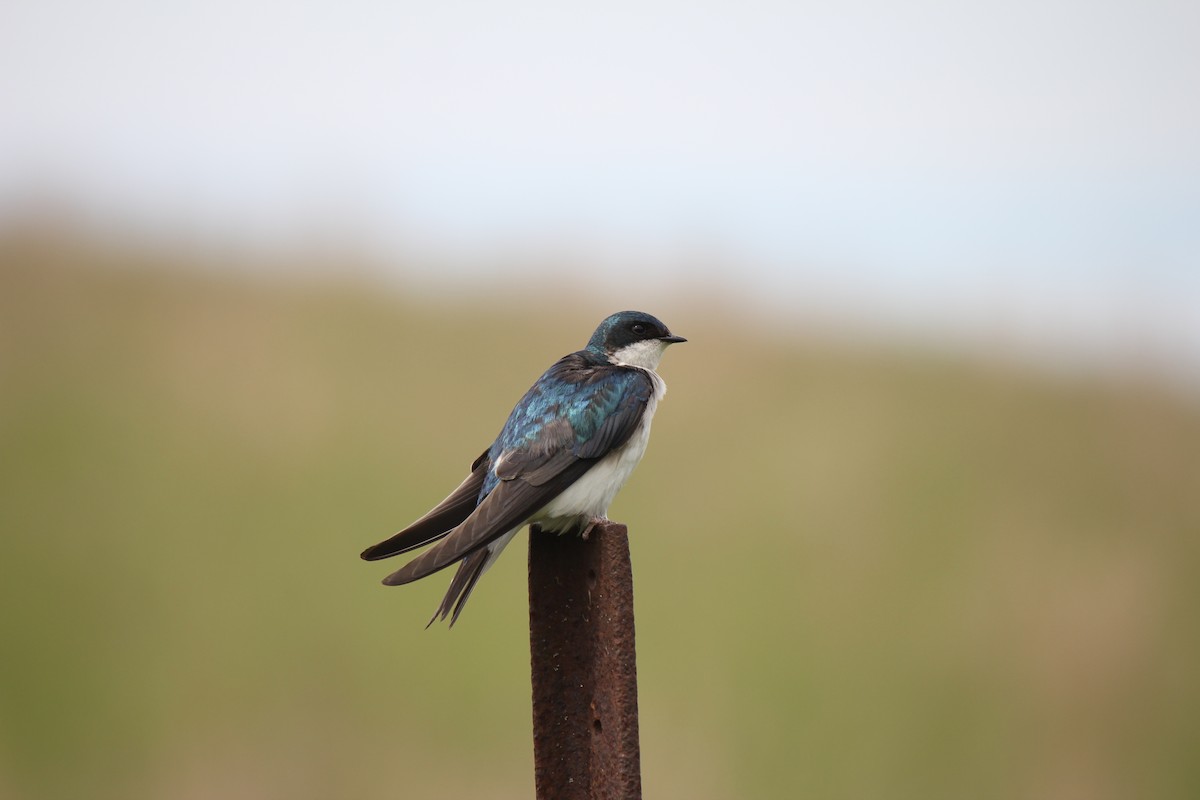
[2,0,1199,377]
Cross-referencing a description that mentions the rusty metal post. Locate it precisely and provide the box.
[528,521,642,800]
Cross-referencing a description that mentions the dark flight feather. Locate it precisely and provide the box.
[359,449,490,561]
[379,457,594,586]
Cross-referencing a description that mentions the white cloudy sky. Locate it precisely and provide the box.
[2,1,1199,374]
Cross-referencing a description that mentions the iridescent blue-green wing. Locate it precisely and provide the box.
[571,369,654,459]
[497,357,654,484]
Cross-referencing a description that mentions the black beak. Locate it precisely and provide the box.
[660,334,687,344]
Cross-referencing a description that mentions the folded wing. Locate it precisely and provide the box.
[359,449,490,561]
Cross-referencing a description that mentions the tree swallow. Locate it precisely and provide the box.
[361,310,686,626]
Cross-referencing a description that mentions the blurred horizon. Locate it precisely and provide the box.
[3,204,1199,392]
[3,0,1200,382]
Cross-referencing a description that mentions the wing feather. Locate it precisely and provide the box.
[359,449,490,561]
[380,458,593,585]
[573,375,652,459]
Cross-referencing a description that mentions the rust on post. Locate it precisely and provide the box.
[528,521,642,800]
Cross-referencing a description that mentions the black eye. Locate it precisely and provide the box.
[630,323,647,335]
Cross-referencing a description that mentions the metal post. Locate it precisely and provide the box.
[528,521,642,800]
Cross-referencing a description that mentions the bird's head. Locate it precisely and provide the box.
[586,311,686,370]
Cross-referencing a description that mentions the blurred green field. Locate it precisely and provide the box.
[2,233,1199,800]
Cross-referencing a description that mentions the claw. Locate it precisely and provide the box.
[579,516,606,541]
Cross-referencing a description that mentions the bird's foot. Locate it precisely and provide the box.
[579,517,607,541]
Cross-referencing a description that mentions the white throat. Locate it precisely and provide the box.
[608,339,670,370]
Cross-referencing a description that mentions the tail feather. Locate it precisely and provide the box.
[427,549,490,628]
[426,528,520,627]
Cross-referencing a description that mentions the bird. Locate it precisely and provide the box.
[361,310,686,626]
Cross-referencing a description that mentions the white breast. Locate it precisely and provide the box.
[534,369,666,528]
